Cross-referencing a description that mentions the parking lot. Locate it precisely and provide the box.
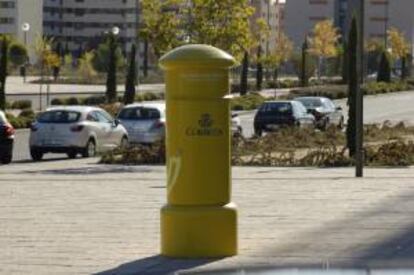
[1,159,414,274]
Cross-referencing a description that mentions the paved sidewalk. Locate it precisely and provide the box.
[1,160,414,274]
[5,76,165,95]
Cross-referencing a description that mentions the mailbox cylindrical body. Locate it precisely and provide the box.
[159,44,238,257]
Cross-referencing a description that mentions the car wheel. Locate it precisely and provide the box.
[30,148,44,161]
[338,117,345,130]
[120,136,128,149]
[67,150,77,159]
[321,118,329,131]
[0,154,12,164]
[82,139,96,158]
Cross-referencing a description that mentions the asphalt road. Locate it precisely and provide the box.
[9,90,414,163]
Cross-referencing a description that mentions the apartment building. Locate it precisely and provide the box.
[250,0,284,56]
[347,0,414,50]
[0,0,43,62]
[284,0,336,47]
[285,0,414,54]
[43,0,139,58]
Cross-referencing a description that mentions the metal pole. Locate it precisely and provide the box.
[355,0,364,178]
[384,1,389,48]
[24,31,27,83]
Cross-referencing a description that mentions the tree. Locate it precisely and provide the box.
[266,32,293,82]
[341,40,348,83]
[387,27,410,80]
[377,51,391,83]
[239,50,249,96]
[365,38,384,74]
[309,20,340,79]
[106,34,118,103]
[256,46,263,91]
[300,38,309,87]
[140,0,183,59]
[124,44,137,105]
[91,40,125,73]
[188,0,255,60]
[388,27,410,61]
[9,42,28,67]
[77,51,97,80]
[346,16,358,157]
[0,36,10,110]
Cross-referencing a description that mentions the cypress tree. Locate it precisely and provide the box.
[401,55,407,81]
[240,50,249,96]
[346,16,358,157]
[124,44,137,105]
[342,40,349,83]
[377,51,391,83]
[0,36,9,111]
[106,35,117,103]
[300,38,308,87]
[256,45,263,91]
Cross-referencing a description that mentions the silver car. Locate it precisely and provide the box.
[29,106,128,161]
[117,102,166,144]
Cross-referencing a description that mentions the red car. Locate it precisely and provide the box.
[0,111,15,164]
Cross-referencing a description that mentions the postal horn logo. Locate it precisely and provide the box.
[186,113,223,137]
[198,113,213,128]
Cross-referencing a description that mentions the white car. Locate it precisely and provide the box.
[117,102,165,144]
[231,113,243,137]
[29,106,128,161]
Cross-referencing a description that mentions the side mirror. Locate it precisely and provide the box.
[113,119,120,127]
[231,113,238,118]
[336,106,342,111]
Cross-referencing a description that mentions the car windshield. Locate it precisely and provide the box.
[297,98,322,108]
[37,110,81,123]
[259,102,292,115]
[118,107,161,120]
[0,112,6,124]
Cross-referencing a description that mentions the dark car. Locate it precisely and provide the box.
[254,101,315,136]
[0,111,15,164]
[295,97,344,130]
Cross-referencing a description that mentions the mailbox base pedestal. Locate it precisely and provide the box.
[161,203,237,258]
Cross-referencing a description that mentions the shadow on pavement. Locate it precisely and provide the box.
[95,255,222,275]
[24,165,155,175]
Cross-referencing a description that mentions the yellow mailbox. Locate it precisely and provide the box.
[159,44,238,257]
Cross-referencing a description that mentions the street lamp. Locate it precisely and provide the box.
[112,26,120,36]
[21,22,30,83]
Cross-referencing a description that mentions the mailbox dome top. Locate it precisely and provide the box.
[159,44,236,69]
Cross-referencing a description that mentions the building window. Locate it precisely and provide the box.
[0,1,15,8]
[309,0,328,4]
[0,17,14,24]
[370,0,388,5]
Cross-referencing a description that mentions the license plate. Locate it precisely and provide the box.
[268,124,280,130]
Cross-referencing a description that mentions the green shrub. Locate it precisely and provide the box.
[266,79,300,89]
[51,98,64,105]
[19,108,35,119]
[290,85,348,100]
[11,100,31,109]
[101,142,166,165]
[65,97,80,105]
[6,112,32,129]
[82,95,106,105]
[230,92,266,111]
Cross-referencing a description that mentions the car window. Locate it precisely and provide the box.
[37,110,81,123]
[259,102,293,116]
[294,101,308,115]
[87,112,99,122]
[297,98,322,108]
[322,98,336,111]
[118,107,161,120]
[94,111,113,123]
[0,111,6,124]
